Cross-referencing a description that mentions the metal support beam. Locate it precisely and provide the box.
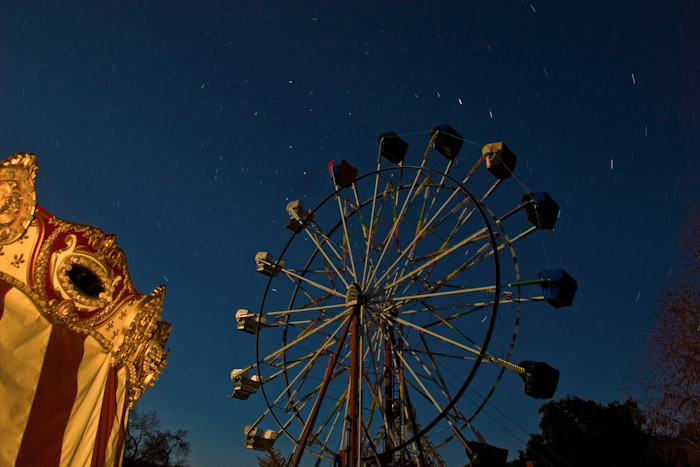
[292,313,352,467]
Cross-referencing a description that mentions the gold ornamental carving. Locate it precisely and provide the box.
[0,153,37,245]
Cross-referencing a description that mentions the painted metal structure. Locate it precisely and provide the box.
[232,128,577,466]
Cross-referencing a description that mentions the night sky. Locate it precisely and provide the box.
[2,1,699,465]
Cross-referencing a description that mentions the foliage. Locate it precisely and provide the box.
[123,408,191,467]
[642,212,700,463]
[507,396,655,467]
[257,448,288,467]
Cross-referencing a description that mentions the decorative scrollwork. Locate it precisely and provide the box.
[0,153,37,245]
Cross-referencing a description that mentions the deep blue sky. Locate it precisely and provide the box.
[2,1,699,465]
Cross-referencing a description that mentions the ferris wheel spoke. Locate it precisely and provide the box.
[415,159,458,241]
[427,204,480,265]
[369,289,498,354]
[397,334,454,408]
[359,407,383,463]
[407,182,473,250]
[366,323,392,429]
[361,372,398,451]
[402,348,477,362]
[376,241,492,295]
[422,225,534,296]
[275,290,334,324]
[280,267,346,299]
[499,224,537,246]
[263,310,350,366]
[434,197,475,236]
[252,363,340,446]
[418,241,496,293]
[321,407,345,457]
[370,206,491,294]
[389,316,483,358]
[393,290,511,315]
[360,155,387,288]
[364,321,405,447]
[417,299,485,349]
[374,284,497,306]
[313,388,348,444]
[365,160,430,290]
[428,228,531,287]
[420,302,494,328]
[419,184,479,241]
[303,229,352,289]
[279,318,330,327]
[282,321,347,372]
[305,227,357,286]
[286,364,352,422]
[280,334,353,375]
[381,215,437,304]
[333,192,359,283]
[404,199,475,272]
[266,301,349,317]
[305,227,346,268]
[266,338,341,387]
[398,315,481,351]
[401,314,516,379]
[411,181,432,254]
[269,340,334,370]
[418,334,457,399]
[395,301,484,316]
[445,243,503,283]
[359,188,396,291]
[280,405,338,459]
[268,353,315,376]
[395,267,423,304]
[400,204,482,289]
[479,178,502,202]
[362,318,384,370]
[374,262,414,311]
[350,185,369,241]
[393,350,446,416]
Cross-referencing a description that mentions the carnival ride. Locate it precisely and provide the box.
[231,126,577,466]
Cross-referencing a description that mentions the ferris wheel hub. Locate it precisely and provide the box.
[345,282,368,306]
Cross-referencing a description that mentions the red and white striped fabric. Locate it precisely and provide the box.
[0,285,129,466]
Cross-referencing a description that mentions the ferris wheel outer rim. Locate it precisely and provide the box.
[253,165,502,460]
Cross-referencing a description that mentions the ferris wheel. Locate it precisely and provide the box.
[231,125,577,467]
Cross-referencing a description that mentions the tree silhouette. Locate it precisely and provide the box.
[642,212,700,464]
[257,448,288,467]
[508,396,655,467]
[123,408,190,467]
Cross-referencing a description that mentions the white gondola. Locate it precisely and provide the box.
[244,425,279,451]
[236,309,266,334]
[230,369,260,400]
[255,251,284,277]
[285,199,313,232]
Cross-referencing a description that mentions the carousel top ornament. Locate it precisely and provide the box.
[0,153,170,466]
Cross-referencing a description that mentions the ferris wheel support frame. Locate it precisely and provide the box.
[290,297,365,467]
